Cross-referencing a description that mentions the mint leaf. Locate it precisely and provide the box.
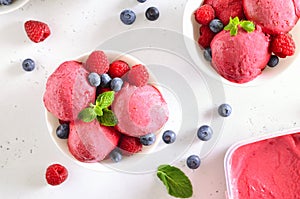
[97,108,118,126]
[240,20,255,33]
[94,105,103,116]
[157,165,193,198]
[78,107,97,122]
[96,91,115,109]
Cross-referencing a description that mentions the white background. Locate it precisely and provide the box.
[0,0,300,198]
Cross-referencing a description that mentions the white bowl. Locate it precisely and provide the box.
[183,0,300,87]
[0,0,29,15]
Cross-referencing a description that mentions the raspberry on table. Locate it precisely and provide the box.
[24,20,51,43]
[194,4,215,25]
[270,34,296,58]
[45,164,68,186]
[198,25,215,49]
[108,60,130,78]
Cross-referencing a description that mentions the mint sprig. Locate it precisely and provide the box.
[78,91,117,126]
[157,165,193,198]
[224,17,255,36]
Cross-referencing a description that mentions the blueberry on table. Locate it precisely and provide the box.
[100,73,112,88]
[22,58,35,72]
[197,125,213,141]
[186,155,201,169]
[162,130,176,144]
[56,123,69,139]
[209,19,224,33]
[120,9,136,25]
[88,72,101,87]
[137,0,147,3]
[145,7,159,21]
[267,55,279,67]
[203,47,212,62]
[109,148,122,163]
[110,77,123,92]
[140,133,156,146]
[218,103,232,117]
[0,0,13,5]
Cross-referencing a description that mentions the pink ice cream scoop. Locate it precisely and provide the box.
[243,0,300,35]
[210,26,271,83]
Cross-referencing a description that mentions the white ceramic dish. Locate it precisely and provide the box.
[45,50,224,174]
[183,0,300,87]
[224,128,300,198]
[0,0,29,15]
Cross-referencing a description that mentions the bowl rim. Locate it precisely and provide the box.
[0,0,30,15]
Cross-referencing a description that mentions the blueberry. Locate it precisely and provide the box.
[22,58,35,72]
[267,55,279,67]
[100,73,112,88]
[218,103,232,117]
[197,125,213,141]
[88,72,101,87]
[203,47,212,62]
[0,0,13,5]
[110,77,123,92]
[56,123,69,139]
[162,130,176,144]
[137,0,147,2]
[186,155,201,169]
[140,133,156,146]
[109,148,123,163]
[145,7,159,21]
[209,19,224,33]
[120,9,136,25]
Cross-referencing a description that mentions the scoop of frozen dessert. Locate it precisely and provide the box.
[112,83,169,137]
[210,26,270,83]
[243,0,300,35]
[212,0,245,25]
[43,61,96,121]
[68,120,120,162]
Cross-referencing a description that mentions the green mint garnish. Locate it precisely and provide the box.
[78,91,117,126]
[224,16,255,36]
[97,108,118,126]
[157,164,193,198]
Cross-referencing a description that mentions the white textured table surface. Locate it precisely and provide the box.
[0,0,300,198]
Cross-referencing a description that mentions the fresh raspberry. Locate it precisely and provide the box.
[85,51,109,74]
[24,20,51,43]
[45,164,68,186]
[126,64,149,87]
[270,34,296,58]
[194,4,215,25]
[118,134,142,155]
[203,0,213,5]
[108,60,130,78]
[198,25,215,48]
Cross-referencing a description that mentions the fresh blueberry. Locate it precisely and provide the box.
[88,72,101,87]
[137,0,147,2]
[267,55,279,67]
[56,123,69,139]
[0,0,13,5]
[186,155,201,169]
[110,77,123,92]
[218,103,232,117]
[120,9,136,25]
[162,130,176,144]
[203,47,212,62]
[22,58,35,72]
[197,125,213,141]
[145,7,159,21]
[209,19,224,33]
[140,133,156,146]
[109,148,122,163]
[100,73,112,88]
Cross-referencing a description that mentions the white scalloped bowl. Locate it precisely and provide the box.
[0,0,29,15]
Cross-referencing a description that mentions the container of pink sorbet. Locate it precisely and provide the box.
[224,128,300,199]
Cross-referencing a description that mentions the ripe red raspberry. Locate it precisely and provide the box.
[198,25,215,48]
[203,0,213,5]
[85,51,109,74]
[270,34,296,58]
[126,64,149,87]
[45,164,68,186]
[118,134,142,155]
[108,60,130,78]
[24,20,51,43]
[194,4,215,25]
